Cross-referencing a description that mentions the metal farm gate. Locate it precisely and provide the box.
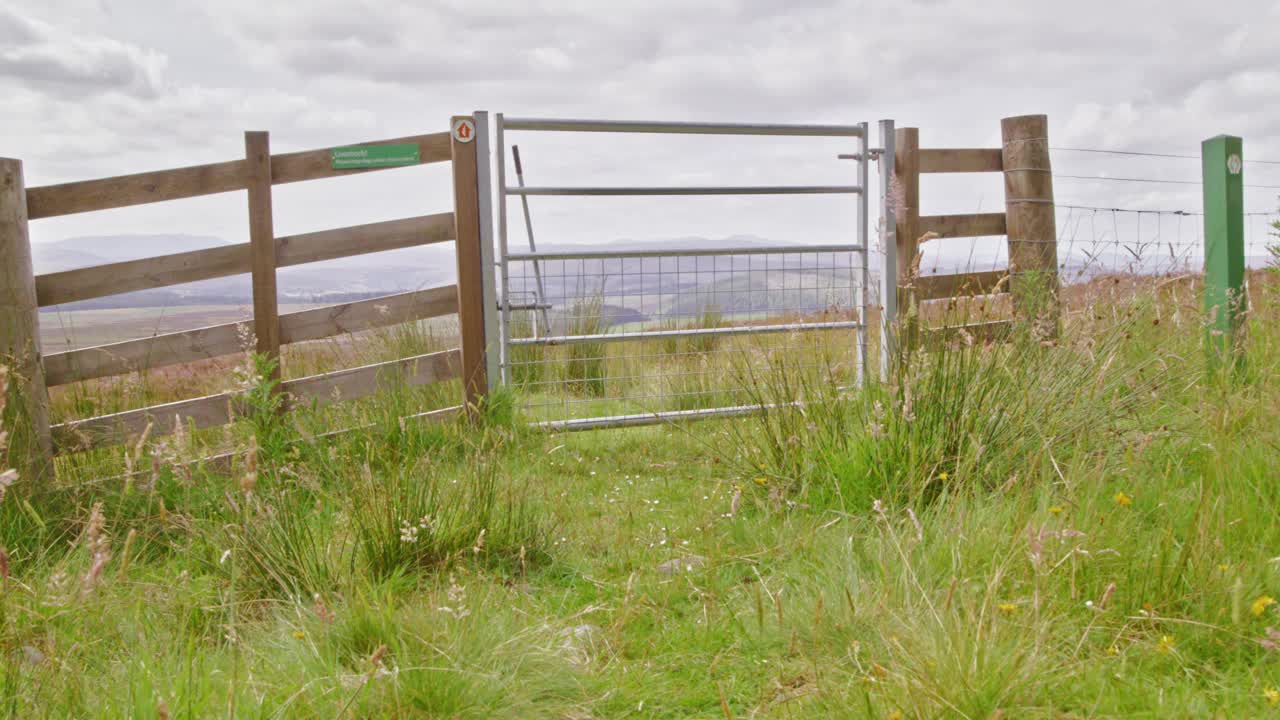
[470,114,896,430]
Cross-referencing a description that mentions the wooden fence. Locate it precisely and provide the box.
[893,114,1059,346]
[1,117,492,482]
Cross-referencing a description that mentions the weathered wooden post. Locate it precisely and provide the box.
[450,116,489,412]
[1001,114,1059,337]
[893,127,921,353]
[244,132,281,387]
[0,158,54,482]
[1201,134,1246,372]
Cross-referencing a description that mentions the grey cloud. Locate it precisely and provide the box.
[0,3,167,98]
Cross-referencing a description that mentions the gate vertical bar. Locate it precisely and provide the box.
[856,122,870,384]
[473,112,502,389]
[495,113,513,385]
[878,119,897,380]
[1201,133,1245,372]
[0,157,53,482]
[451,115,489,410]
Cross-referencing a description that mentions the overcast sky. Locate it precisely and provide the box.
[3,0,1279,269]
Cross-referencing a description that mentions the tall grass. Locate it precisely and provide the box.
[6,271,1280,716]
[564,298,607,397]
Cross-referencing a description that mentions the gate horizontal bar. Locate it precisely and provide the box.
[534,401,802,432]
[501,118,864,137]
[506,243,864,261]
[509,320,863,347]
[506,185,862,197]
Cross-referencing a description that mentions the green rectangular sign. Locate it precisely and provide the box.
[330,144,420,170]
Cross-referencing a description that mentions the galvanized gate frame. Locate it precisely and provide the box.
[471,112,898,429]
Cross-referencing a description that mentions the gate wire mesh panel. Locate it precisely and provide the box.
[504,247,867,425]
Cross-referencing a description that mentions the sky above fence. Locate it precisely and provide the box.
[2,0,1278,268]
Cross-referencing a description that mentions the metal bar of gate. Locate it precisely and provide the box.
[501,118,865,137]
[510,320,865,347]
[510,145,552,335]
[495,113,513,384]
[857,122,870,385]
[878,119,897,381]
[507,243,864,261]
[508,185,862,197]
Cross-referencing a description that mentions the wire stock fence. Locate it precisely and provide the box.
[503,245,868,425]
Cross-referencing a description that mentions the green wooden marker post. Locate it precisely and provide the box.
[1201,134,1246,373]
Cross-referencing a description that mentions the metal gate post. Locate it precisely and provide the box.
[473,111,501,390]
[494,114,515,386]
[856,122,870,384]
[878,119,897,380]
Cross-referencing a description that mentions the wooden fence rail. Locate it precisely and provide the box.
[2,120,485,476]
[43,284,460,386]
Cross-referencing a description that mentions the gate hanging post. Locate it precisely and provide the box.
[1201,134,1246,373]
[451,115,491,411]
[1001,114,1060,338]
[0,157,54,483]
[877,119,897,380]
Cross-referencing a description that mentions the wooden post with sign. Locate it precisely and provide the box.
[244,132,282,389]
[450,116,489,411]
[1202,134,1246,372]
[0,158,54,482]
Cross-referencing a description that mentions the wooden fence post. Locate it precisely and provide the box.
[244,132,281,387]
[450,116,489,412]
[0,158,54,482]
[1001,115,1059,337]
[893,127,921,352]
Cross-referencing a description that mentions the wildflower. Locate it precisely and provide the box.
[753,477,768,486]
[1106,644,1119,656]
[1252,595,1276,617]
[998,603,1017,614]
[937,472,950,481]
[887,712,903,720]
[292,630,306,640]
[1048,505,1064,515]
[1266,688,1280,706]
[1219,563,1231,572]
[1155,634,1175,653]
[1113,491,1132,507]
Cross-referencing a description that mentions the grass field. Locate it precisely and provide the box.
[3,267,1280,718]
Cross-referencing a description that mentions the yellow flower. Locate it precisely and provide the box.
[886,712,903,720]
[292,630,306,640]
[1265,687,1280,706]
[998,603,1017,614]
[1156,634,1175,653]
[938,472,950,481]
[1252,595,1276,617]
[753,477,769,486]
[1106,644,1119,656]
[1218,563,1231,572]
[1048,505,1065,515]
[1114,491,1132,507]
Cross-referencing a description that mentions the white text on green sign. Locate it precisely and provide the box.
[330,144,421,169]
